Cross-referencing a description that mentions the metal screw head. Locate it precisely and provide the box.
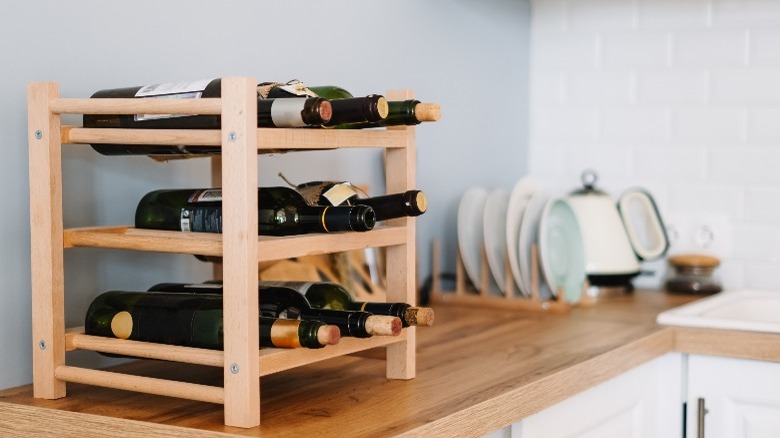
[228,131,237,142]
[34,130,42,140]
[230,363,239,374]
[38,340,46,350]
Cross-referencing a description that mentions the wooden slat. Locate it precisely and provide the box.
[384,90,416,380]
[28,82,66,399]
[65,329,404,377]
[50,97,223,115]
[63,225,408,261]
[219,77,260,428]
[54,366,224,405]
[63,126,222,146]
[61,125,408,150]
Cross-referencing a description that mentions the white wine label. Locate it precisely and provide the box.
[135,79,213,121]
[188,189,223,203]
[136,79,213,97]
[322,182,359,206]
[270,98,308,127]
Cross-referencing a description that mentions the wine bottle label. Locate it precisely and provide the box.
[257,80,317,99]
[270,99,308,128]
[188,189,222,203]
[322,183,359,206]
[134,79,214,122]
[181,205,223,233]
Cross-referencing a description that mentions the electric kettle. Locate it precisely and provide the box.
[566,170,669,289]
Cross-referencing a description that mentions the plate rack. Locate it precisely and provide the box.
[28,77,417,428]
[429,240,591,313]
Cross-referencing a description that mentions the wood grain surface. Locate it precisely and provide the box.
[2,291,778,437]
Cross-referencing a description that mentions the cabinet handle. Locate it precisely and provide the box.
[697,397,708,438]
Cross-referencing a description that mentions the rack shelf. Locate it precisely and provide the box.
[28,78,418,428]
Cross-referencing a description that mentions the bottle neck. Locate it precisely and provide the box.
[355,190,427,221]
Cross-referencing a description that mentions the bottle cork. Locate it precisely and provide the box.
[404,307,435,327]
[365,315,402,336]
[317,325,341,346]
[415,103,441,122]
[110,311,133,340]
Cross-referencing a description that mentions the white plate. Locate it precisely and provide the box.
[483,189,510,293]
[518,190,552,299]
[457,187,489,289]
[506,177,542,296]
[539,198,587,304]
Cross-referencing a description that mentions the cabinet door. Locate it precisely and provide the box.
[513,353,683,438]
[686,355,780,438]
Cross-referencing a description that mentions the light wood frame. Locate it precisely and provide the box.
[27,78,417,428]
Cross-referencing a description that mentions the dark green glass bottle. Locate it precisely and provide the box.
[148,282,403,338]
[134,186,376,236]
[331,100,441,129]
[83,78,332,156]
[294,180,427,221]
[261,281,434,328]
[84,291,341,349]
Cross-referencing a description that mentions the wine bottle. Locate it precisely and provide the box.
[147,282,403,338]
[261,281,434,328]
[134,186,376,236]
[83,78,332,156]
[308,86,439,129]
[84,291,341,350]
[260,82,389,127]
[293,180,427,221]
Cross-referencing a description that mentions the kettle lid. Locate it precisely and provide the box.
[571,169,608,196]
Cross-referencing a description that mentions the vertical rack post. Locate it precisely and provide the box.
[220,77,260,427]
[28,82,66,399]
[384,89,416,379]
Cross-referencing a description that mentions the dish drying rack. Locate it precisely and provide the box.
[429,240,591,313]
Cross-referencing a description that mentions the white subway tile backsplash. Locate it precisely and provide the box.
[672,30,747,67]
[568,0,636,32]
[531,106,599,142]
[712,0,780,28]
[744,186,780,222]
[666,183,744,218]
[531,34,599,69]
[602,107,670,143]
[708,147,780,184]
[602,32,671,68]
[565,70,632,105]
[671,107,745,145]
[710,69,780,103]
[633,146,707,181]
[638,0,711,30]
[530,0,780,290]
[749,28,780,66]
[747,108,780,144]
[636,69,708,105]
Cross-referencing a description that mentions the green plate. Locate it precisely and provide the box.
[539,198,586,304]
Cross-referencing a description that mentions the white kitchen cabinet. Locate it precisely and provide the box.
[510,353,683,438]
[686,355,780,438]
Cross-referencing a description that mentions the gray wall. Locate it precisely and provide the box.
[0,0,529,389]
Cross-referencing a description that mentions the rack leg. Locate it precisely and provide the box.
[384,89,416,380]
[28,82,66,399]
[220,77,260,427]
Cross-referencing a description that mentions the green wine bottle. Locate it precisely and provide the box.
[149,281,433,328]
[83,78,332,156]
[330,100,440,129]
[84,291,341,349]
[134,186,376,236]
[261,281,434,328]
[293,180,427,221]
[259,82,389,127]
[147,282,403,338]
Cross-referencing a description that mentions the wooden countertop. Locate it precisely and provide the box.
[2,291,779,437]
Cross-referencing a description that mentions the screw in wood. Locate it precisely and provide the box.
[35,130,42,139]
[230,363,239,374]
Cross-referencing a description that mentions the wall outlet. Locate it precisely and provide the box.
[663,213,732,258]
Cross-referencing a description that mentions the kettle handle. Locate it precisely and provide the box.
[617,189,669,261]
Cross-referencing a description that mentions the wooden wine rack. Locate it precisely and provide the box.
[27,77,418,428]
